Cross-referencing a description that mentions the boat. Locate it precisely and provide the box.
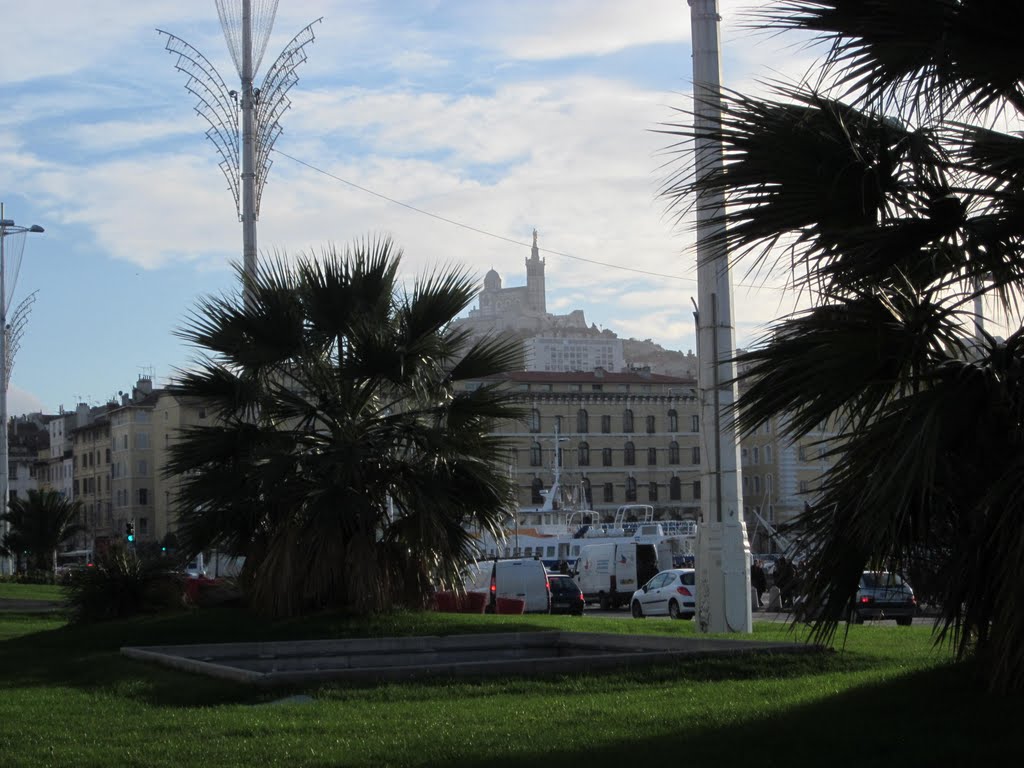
[472,435,697,570]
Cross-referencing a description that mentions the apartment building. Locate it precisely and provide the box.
[474,368,704,521]
[109,377,157,544]
[152,391,211,542]
[71,408,113,544]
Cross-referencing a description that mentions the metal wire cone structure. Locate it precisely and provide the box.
[158,0,321,301]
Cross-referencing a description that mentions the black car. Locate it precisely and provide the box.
[548,574,585,615]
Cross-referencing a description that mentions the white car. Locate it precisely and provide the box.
[631,568,696,620]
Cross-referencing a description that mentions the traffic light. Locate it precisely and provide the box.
[126,521,135,543]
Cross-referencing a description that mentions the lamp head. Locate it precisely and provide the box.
[29,225,44,233]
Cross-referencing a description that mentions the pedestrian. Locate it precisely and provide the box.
[751,559,767,608]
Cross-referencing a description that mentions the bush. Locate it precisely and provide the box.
[65,547,183,622]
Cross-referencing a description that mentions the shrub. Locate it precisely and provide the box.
[65,547,182,622]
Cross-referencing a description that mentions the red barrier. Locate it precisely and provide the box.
[495,597,525,615]
[463,591,488,614]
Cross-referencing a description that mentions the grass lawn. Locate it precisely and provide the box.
[0,582,66,601]
[0,601,1019,768]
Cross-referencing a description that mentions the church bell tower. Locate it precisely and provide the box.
[525,228,546,315]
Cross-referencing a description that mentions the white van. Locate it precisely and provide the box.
[466,558,551,613]
[573,541,670,609]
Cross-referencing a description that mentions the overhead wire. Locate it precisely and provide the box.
[272,147,790,294]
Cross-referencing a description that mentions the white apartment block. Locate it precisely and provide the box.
[523,336,625,373]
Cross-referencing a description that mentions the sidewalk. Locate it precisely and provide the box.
[0,597,65,613]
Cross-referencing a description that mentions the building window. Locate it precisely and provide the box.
[529,409,541,433]
[668,441,680,465]
[602,447,613,467]
[577,409,589,433]
[603,482,614,503]
[693,480,702,500]
[198,407,207,419]
[582,477,593,506]
[648,482,658,502]
[554,415,563,435]
[530,442,542,467]
[647,447,657,466]
[799,480,809,494]
[692,446,701,465]
[753,446,760,465]
[105,448,111,463]
[625,477,637,502]
[691,414,699,432]
[668,410,678,432]
[139,517,149,535]
[766,474,773,494]
[765,445,772,464]
[137,460,148,476]
[601,415,612,434]
[138,488,149,505]
[578,442,590,466]
[670,477,682,500]
[531,478,544,504]
[798,445,807,461]
[645,415,656,434]
[624,442,635,466]
[623,409,634,433]
[753,476,761,494]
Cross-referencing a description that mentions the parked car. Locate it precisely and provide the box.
[851,571,916,626]
[630,568,696,620]
[548,574,585,615]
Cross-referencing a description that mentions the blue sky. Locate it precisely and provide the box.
[2,0,817,416]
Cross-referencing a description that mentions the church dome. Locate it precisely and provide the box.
[484,268,502,290]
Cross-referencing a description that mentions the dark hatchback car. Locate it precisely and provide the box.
[548,574,585,615]
[851,571,916,625]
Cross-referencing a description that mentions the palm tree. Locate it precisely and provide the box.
[662,1,1024,691]
[0,490,84,576]
[166,237,525,618]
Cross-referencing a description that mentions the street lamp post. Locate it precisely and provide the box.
[0,203,44,576]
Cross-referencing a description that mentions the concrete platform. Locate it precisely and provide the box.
[122,631,819,688]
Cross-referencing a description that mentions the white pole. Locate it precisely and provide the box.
[0,203,8,576]
[240,0,258,304]
[688,0,752,633]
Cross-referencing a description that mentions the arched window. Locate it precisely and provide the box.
[648,482,658,501]
[667,409,678,432]
[624,441,635,465]
[646,415,656,434]
[531,477,544,504]
[647,447,658,466]
[623,409,634,433]
[529,409,541,433]
[577,409,589,433]
[530,442,542,467]
[625,477,637,502]
[602,447,613,466]
[668,441,680,465]
[670,477,682,500]
[578,442,590,466]
[765,445,773,464]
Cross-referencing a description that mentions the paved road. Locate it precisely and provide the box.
[580,606,936,626]
[0,598,65,613]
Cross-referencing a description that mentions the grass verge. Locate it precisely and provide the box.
[0,606,1019,767]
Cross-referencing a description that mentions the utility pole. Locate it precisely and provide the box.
[688,0,753,633]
